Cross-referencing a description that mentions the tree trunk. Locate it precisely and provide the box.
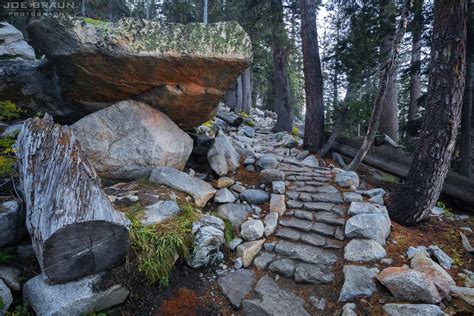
[300,0,325,151]
[271,0,294,133]
[319,84,353,157]
[15,115,130,284]
[216,111,244,126]
[408,0,423,124]
[379,0,400,142]
[389,0,467,225]
[81,0,87,16]
[203,0,208,24]
[348,0,411,171]
[224,80,238,111]
[241,68,252,113]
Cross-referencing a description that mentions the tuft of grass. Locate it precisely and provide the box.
[0,136,17,176]
[6,304,30,316]
[0,247,15,264]
[0,101,22,122]
[127,203,198,287]
[238,111,250,118]
[222,218,234,243]
[244,120,255,127]
[291,126,298,136]
[437,201,454,219]
[82,17,108,27]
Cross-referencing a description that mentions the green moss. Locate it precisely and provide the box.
[127,203,198,286]
[0,101,22,122]
[82,17,108,27]
[0,247,15,264]
[244,120,255,127]
[379,172,400,184]
[222,218,234,243]
[291,127,299,136]
[0,136,16,176]
[238,111,250,118]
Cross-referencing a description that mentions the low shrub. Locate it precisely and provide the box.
[0,101,22,122]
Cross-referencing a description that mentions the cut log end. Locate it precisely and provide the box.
[42,221,129,284]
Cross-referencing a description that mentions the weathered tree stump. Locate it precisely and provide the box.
[15,115,130,284]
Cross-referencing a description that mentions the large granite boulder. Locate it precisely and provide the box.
[0,22,35,60]
[72,100,193,180]
[25,17,252,129]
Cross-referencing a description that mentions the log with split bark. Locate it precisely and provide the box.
[216,110,244,127]
[15,115,130,284]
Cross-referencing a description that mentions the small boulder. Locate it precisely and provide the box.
[256,155,278,170]
[260,169,285,184]
[301,155,319,167]
[0,279,13,314]
[344,239,386,262]
[240,219,264,241]
[149,167,216,207]
[23,274,129,316]
[218,269,255,308]
[427,245,453,270]
[217,203,252,227]
[383,304,446,316]
[237,239,265,267]
[272,181,286,194]
[269,194,286,216]
[242,126,255,138]
[0,266,22,291]
[339,265,379,302]
[216,177,235,189]
[377,267,442,303]
[72,101,193,180]
[406,246,429,259]
[345,213,391,245]
[214,188,236,204]
[240,189,270,204]
[228,237,243,251]
[450,286,474,307]
[141,200,181,226]
[335,171,359,189]
[187,223,225,269]
[410,254,455,297]
[0,200,26,247]
[253,252,275,270]
[208,130,240,176]
[264,212,279,237]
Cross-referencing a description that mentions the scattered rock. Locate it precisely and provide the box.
[187,224,225,269]
[23,274,129,316]
[335,171,359,189]
[240,189,270,204]
[450,286,474,307]
[294,263,334,284]
[260,169,285,184]
[0,279,13,314]
[383,303,446,316]
[272,181,286,194]
[343,192,363,202]
[198,215,225,231]
[363,188,386,198]
[237,239,265,267]
[217,203,252,227]
[410,254,455,297]
[149,167,216,207]
[72,101,193,180]
[342,303,357,316]
[381,258,394,265]
[431,206,444,216]
[256,155,279,170]
[218,269,255,308]
[230,183,246,193]
[407,246,429,259]
[460,232,474,253]
[141,200,181,226]
[428,245,453,270]
[228,237,243,251]
[269,258,297,278]
[339,265,379,302]
[214,188,237,204]
[0,22,35,60]
[216,177,235,189]
[0,266,21,291]
[345,213,391,245]
[253,252,275,270]
[369,195,384,205]
[1,122,23,138]
[264,212,279,237]
[377,267,442,303]
[270,194,286,216]
[344,239,387,262]
[296,150,309,160]
[0,200,26,247]
[241,219,265,241]
[242,126,255,138]
[348,202,388,218]
[242,276,309,316]
[301,155,319,167]
[309,296,326,311]
[208,130,241,176]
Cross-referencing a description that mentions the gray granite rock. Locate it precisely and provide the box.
[363,188,386,198]
[208,130,240,176]
[240,189,270,204]
[428,245,453,270]
[344,239,387,262]
[301,155,319,167]
[406,246,429,259]
[214,188,237,204]
[237,239,265,267]
[410,254,455,298]
[264,212,279,237]
[218,269,255,308]
[314,211,345,226]
[294,210,313,221]
[335,171,359,189]
[369,195,384,205]
[216,177,235,188]
[228,237,243,251]
[304,202,335,212]
[309,296,326,311]
[269,258,297,278]
[0,200,26,247]
[256,155,279,170]
[280,218,313,232]
[23,274,129,316]
[339,265,379,302]
[274,240,338,265]
[345,213,391,245]
[272,181,286,194]
[270,194,286,216]
[287,200,304,208]
[253,252,275,270]
[348,202,388,218]
[300,232,326,247]
[383,304,446,316]
[187,225,225,268]
[217,203,252,227]
[342,303,357,316]
[242,276,309,316]
[141,200,181,226]
[312,222,336,237]
[343,192,363,202]
[260,169,285,184]
[0,279,12,314]
[275,228,301,241]
[294,263,334,284]
[0,266,21,291]
[241,219,265,241]
[311,193,344,203]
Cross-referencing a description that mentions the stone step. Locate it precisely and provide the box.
[274,227,344,249]
[274,240,338,265]
[268,258,335,284]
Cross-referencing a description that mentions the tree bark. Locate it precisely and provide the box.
[379,0,400,142]
[300,0,325,151]
[408,0,423,124]
[347,0,411,171]
[271,0,294,133]
[241,68,252,113]
[216,110,244,126]
[389,0,467,225]
[15,115,130,284]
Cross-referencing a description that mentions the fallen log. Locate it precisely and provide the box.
[332,136,474,207]
[15,115,130,284]
[216,110,244,127]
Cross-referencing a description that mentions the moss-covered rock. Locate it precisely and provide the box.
[26,17,253,129]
